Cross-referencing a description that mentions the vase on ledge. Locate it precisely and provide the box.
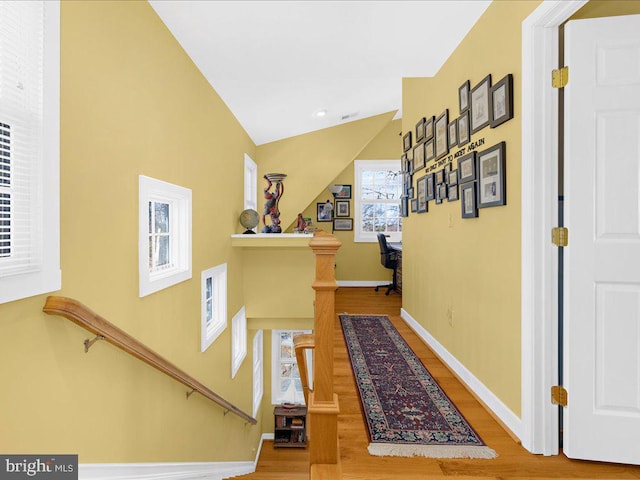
[262,173,286,233]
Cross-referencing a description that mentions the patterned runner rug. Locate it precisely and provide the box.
[339,314,497,459]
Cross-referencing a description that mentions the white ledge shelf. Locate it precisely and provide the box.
[231,233,314,248]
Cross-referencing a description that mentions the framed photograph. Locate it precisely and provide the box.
[471,74,492,134]
[457,111,470,147]
[477,141,506,208]
[424,139,435,162]
[457,151,477,184]
[490,74,514,128]
[333,218,353,231]
[448,169,458,186]
[448,119,458,149]
[435,169,445,185]
[435,109,449,160]
[402,131,412,152]
[447,183,459,201]
[410,198,418,213]
[335,200,350,217]
[416,175,428,213]
[461,182,478,218]
[408,187,414,198]
[425,173,435,201]
[424,116,435,140]
[444,162,452,175]
[401,196,409,218]
[413,142,425,173]
[316,202,333,222]
[415,117,426,142]
[401,154,409,173]
[334,184,352,199]
[459,80,470,113]
[435,183,447,205]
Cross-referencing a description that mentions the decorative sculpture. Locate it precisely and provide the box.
[262,173,286,233]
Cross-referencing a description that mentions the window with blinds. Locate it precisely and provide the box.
[0,0,60,304]
[0,123,10,258]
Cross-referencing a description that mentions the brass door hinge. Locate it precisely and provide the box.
[551,385,568,407]
[552,66,569,88]
[552,227,568,247]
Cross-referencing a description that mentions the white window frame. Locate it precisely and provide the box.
[354,159,403,243]
[0,1,61,304]
[271,330,313,406]
[244,154,258,212]
[231,305,247,378]
[200,263,227,352]
[252,329,264,418]
[138,175,192,297]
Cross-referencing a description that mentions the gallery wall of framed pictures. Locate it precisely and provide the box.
[400,72,513,220]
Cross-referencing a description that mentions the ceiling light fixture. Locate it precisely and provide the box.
[314,109,327,118]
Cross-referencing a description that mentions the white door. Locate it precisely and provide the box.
[564,14,640,464]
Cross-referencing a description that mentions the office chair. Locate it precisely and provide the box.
[375,233,398,295]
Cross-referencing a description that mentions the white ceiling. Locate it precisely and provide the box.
[149,1,491,146]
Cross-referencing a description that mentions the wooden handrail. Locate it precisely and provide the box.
[293,333,315,405]
[43,296,257,425]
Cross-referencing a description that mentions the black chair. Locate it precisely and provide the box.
[375,233,398,295]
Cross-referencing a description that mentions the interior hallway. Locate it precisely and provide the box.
[241,287,640,480]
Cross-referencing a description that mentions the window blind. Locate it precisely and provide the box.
[0,1,44,275]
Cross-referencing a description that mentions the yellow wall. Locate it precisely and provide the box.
[255,112,395,231]
[0,1,261,463]
[401,1,540,416]
[298,119,403,282]
[571,0,640,19]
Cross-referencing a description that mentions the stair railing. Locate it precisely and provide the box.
[43,296,257,425]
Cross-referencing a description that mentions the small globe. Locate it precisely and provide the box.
[240,209,259,234]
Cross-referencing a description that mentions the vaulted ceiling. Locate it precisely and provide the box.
[149,1,491,145]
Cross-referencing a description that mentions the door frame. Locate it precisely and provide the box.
[520,0,588,456]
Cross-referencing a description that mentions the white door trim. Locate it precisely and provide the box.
[520,0,588,455]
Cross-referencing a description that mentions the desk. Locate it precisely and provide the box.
[389,243,402,294]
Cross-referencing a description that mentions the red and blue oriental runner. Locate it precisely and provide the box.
[339,314,497,459]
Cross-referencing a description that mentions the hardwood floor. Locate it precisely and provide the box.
[240,287,640,480]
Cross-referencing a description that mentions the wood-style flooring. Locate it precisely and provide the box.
[239,287,640,480]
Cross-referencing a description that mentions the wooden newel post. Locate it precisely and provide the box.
[308,232,341,468]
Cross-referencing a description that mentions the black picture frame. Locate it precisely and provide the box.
[461,182,478,218]
[410,198,418,213]
[413,142,425,173]
[424,116,435,140]
[402,131,412,152]
[334,184,352,199]
[459,80,470,113]
[448,119,458,149]
[457,151,477,184]
[470,74,492,134]
[335,200,350,217]
[415,117,426,142]
[401,154,409,174]
[416,175,428,213]
[333,218,353,231]
[490,74,514,128]
[408,186,414,199]
[424,139,435,162]
[477,141,507,208]
[447,183,459,202]
[316,202,333,222]
[435,169,445,185]
[425,173,435,202]
[435,183,447,205]
[448,169,458,186]
[435,109,449,160]
[400,196,409,218]
[457,110,470,147]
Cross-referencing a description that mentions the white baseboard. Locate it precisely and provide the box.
[78,435,275,480]
[400,308,523,442]
[337,280,387,287]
